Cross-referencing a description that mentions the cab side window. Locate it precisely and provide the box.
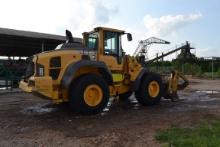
[104,32,119,56]
[87,32,98,50]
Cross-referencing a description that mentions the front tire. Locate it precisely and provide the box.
[69,74,109,114]
[135,73,163,106]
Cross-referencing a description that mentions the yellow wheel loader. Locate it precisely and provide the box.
[19,27,186,114]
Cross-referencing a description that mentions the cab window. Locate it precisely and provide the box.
[104,32,119,56]
[87,32,98,50]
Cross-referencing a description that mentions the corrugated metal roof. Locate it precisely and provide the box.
[0,27,82,57]
[0,27,82,42]
[0,27,66,40]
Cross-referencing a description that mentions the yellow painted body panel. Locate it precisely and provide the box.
[127,57,142,81]
[34,76,54,99]
[99,55,123,71]
[36,50,82,84]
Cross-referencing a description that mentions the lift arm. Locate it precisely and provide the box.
[163,70,189,101]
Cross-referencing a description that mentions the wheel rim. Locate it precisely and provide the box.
[148,81,160,98]
[84,84,103,107]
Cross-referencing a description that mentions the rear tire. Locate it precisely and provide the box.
[135,73,163,106]
[69,74,109,114]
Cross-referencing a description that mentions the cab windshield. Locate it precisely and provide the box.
[87,32,98,50]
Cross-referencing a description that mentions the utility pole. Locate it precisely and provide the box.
[156,53,158,72]
[212,57,214,80]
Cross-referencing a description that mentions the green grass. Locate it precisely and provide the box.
[155,120,220,147]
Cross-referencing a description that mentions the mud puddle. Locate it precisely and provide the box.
[19,91,220,116]
[168,91,220,112]
[21,103,56,115]
[196,90,219,94]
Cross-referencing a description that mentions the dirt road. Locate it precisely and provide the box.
[0,78,220,147]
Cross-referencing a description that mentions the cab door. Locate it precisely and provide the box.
[99,31,124,83]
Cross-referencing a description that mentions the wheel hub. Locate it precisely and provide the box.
[148,81,160,98]
[84,84,103,107]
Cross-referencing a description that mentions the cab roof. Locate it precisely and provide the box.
[84,27,125,34]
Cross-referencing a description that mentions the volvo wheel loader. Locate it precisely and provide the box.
[19,27,186,114]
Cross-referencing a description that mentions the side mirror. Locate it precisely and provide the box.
[127,33,132,41]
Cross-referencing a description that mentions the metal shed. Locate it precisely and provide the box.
[0,27,82,57]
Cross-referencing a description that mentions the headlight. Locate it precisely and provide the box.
[39,67,44,76]
[36,64,44,76]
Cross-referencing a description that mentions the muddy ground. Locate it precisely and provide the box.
[0,78,220,147]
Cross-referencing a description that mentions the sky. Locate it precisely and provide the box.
[0,0,219,59]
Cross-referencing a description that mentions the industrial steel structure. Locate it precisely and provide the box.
[133,37,170,60]
[147,41,195,64]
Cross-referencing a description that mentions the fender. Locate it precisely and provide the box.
[61,60,113,89]
[132,68,149,91]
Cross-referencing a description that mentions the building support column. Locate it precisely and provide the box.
[41,40,44,52]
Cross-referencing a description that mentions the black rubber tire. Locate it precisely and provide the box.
[119,91,132,101]
[135,73,164,106]
[69,74,109,114]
